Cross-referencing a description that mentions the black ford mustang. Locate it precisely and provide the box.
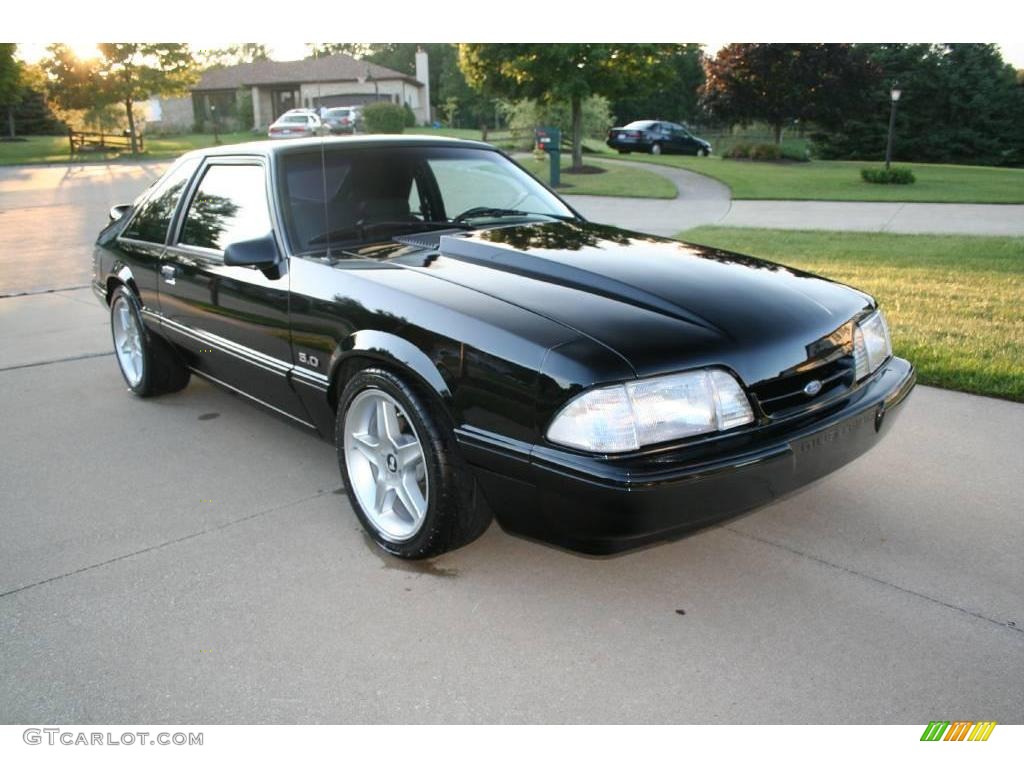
[93,136,915,558]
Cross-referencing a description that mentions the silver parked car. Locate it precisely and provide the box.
[322,106,364,135]
[268,112,323,139]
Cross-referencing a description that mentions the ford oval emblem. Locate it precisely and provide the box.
[803,379,823,396]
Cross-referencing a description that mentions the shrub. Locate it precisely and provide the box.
[780,144,811,162]
[402,102,416,128]
[749,143,782,161]
[861,167,916,185]
[501,95,613,149]
[725,143,783,160]
[362,102,407,134]
[723,143,752,158]
[235,88,254,130]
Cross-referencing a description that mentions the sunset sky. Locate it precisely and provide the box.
[13,42,1024,68]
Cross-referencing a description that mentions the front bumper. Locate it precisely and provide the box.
[460,356,916,554]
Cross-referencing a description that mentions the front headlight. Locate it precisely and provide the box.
[546,368,754,454]
[853,309,892,380]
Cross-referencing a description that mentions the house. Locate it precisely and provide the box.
[148,51,431,133]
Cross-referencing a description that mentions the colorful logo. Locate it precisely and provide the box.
[920,721,997,741]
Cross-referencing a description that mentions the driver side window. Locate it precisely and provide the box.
[179,163,271,253]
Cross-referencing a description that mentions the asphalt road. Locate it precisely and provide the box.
[0,160,1021,723]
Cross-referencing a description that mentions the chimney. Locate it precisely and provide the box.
[415,47,430,125]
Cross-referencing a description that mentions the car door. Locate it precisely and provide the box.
[668,125,693,153]
[115,156,201,313]
[159,156,310,424]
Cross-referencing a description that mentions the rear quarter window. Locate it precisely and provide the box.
[122,158,200,243]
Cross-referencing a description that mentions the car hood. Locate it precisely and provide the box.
[406,220,873,386]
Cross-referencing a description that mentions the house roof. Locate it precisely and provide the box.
[195,54,420,91]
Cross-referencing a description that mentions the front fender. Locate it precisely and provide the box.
[332,329,452,403]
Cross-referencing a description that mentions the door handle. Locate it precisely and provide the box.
[160,264,177,286]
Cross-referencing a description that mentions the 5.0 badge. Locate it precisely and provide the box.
[297,351,320,368]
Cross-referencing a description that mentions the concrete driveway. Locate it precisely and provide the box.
[1,289,1021,723]
[0,161,167,296]
[0,160,1021,723]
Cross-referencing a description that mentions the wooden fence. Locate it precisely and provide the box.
[68,128,144,157]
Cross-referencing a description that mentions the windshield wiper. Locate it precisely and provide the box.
[309,219,469,246]
[451,207,564,224]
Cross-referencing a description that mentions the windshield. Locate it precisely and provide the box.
[326,109,351,118]
[623,120,656,129]
[281,115,309,124]
[279,145,576,254]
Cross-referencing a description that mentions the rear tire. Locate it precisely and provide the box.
[336,367,491,559]
[650,142,663,155]
[109,286,190,397]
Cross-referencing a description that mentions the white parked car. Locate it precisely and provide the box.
[268,112,323,139]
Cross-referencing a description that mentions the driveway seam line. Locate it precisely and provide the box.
[723,526,1022,635]
[880,202,906,233]
[0,351,114,373]
[0,490,330,600]
[1,284,91,299]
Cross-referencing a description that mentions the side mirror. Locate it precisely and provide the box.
[224,232,280,268]
[109,204,132,222]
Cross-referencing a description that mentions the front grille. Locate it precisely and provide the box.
[751,356,856,417]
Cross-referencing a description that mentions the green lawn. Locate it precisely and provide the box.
[676,227,1024,402]
[0,132,263,165]
[605,151,1024,203]
[520,156,676,199]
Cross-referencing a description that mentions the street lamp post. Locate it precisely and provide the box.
[210,103,220,145]
[885,85,901,171]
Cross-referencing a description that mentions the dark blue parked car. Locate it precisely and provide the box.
[607,120,712,156]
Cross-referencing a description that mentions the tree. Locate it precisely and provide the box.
[459,44,666,170]
[198,44,270,68]
[42,44,113,128]
[307,43,372,59]
[9,63,63,135]
[96,44,197,153]
[44,44,196,153]
[0,44,25,138]
[610,44,706,125]
[702,44,876,143]
[812,44,1024,165]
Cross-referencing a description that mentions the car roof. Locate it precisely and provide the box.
[183,134,497,162]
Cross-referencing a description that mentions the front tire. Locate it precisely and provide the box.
[336,367,491,559]
[109,286,189,397]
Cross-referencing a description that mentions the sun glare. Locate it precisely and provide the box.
[66,41,101,60]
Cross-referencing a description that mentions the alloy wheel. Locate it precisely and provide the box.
[343,389,429,542]
[112,296,144,387]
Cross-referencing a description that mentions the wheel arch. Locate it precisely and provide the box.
[327,330,453,414]
[104,263,141,306]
